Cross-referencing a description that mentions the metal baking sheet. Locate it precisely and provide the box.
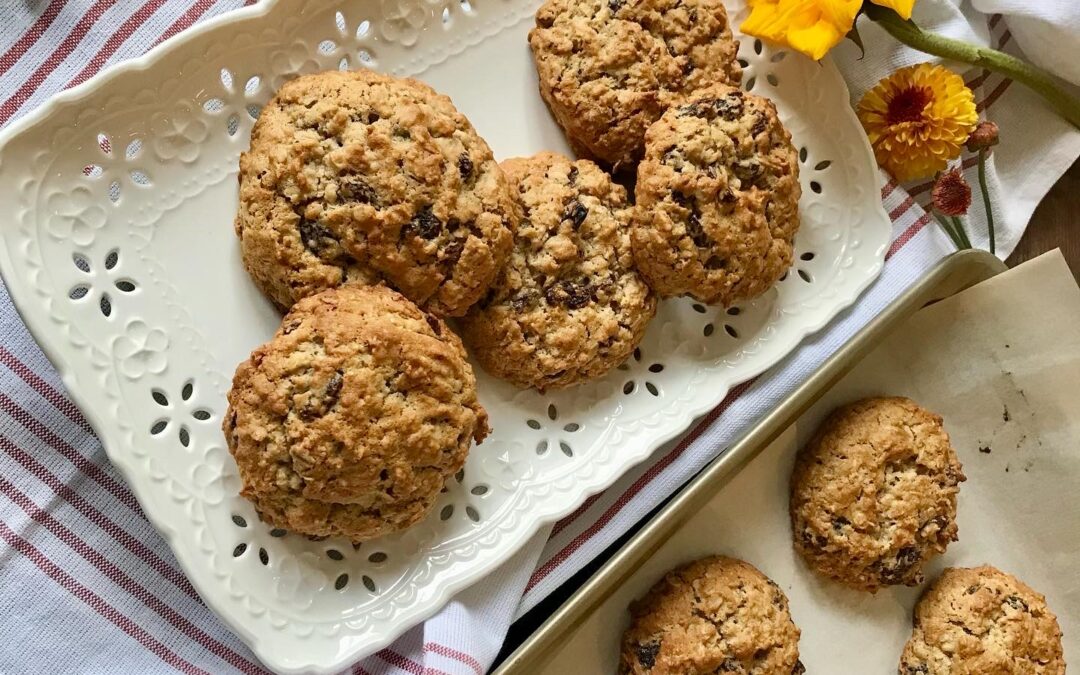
[494,250,1009,674]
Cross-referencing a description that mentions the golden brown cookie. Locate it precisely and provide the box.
[631,85,800,306]
[790,397,965,592]
[460,152,655,390]
[223,284,488,541]
[529,0,741,169]
[235,69,517,317]
[900,566,1065,674]
[619,556,803,674]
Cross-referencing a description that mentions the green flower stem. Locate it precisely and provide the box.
[977,149,996,254]
[934,213,965,249]
[951,215,974,249]
[865,5,1080,129]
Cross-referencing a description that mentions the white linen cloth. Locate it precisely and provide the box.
[970,0,1080,87]
[0,1,1077,674]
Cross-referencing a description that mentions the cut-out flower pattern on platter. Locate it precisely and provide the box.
[199,68,269,140]
[617,347,665,398]
[226,510,391,597]
[149,379,213,449]
[82,133,153,205]
[327,10,379,70]
[436,467,487,525]
[69,249,138,319]
[526,403,582,458]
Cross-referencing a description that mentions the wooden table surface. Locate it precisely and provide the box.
[1007,159,1079,277]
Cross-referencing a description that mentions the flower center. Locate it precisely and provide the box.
[886,86,933,126]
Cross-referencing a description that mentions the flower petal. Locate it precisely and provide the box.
[870,0,915,20]
[786,16,849,61]
[741,0,860,61]
[741,0,791,44]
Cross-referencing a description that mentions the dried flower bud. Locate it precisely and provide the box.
[966,121,1000,152]
[932,169,973,216]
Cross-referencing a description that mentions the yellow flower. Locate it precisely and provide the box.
[857,63,978,182]
[741,0,917,61]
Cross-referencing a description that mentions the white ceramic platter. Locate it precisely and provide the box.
[0,0,890,671]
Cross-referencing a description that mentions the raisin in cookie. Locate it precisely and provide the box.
[460,153,655,390]
[631,85,800,306]
[529,0,741,168]
[901,566,1065,674]
[620,556,804,675]
[223,284,488,541]
[790,397,965,592]
[235,69,516,317]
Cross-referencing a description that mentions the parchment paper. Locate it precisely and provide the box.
[535,250,1080,673]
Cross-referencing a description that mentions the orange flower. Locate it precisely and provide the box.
[966,121,1000,151]
[857,63,978,182]
[931,169,972,216]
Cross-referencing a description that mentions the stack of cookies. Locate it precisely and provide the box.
[530,0,802,307]
[224,70,509,541]
[222,0,802,543]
